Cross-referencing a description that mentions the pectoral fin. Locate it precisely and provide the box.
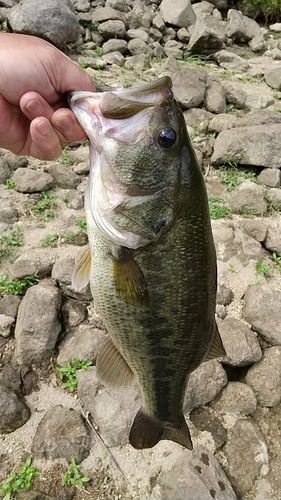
[206,323,226,360]
[112,248,148,306]
[71,245,91,291]
[96,337,135,388]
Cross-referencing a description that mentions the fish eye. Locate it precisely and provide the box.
[157,127,177,149]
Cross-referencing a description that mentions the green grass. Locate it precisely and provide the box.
[82,21,98,32]
[5,173,15,190]
[228,262,236,272]
[255,260,272,277]
[242,0,281,22]
[60,147,79,166]
[40,235,58,247]
[76,219,87,232]
[271,253,281,272]
[208,196,231,219]
[0,226,23,259]
[0,457,41,500]
[62,458,90,490]
[0,273,39,298]
[32,192,57,222]
[63,231,76,244]
[56,358,92,393]
[218,163,257,191]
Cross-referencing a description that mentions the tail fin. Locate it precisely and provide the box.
[129,409,193,450]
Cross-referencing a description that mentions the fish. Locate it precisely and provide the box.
[67,76,226,450]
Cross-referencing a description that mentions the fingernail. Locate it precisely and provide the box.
[36,119,52,137]
[25,99,43,115]
[57,114,73,133]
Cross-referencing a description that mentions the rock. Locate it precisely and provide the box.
[0,206,19,224]
[8,0,80,49]
[184,360,227,412]
[269,23,281,32]
[57,326,105,366]
[226,9,260,43]
[239,219,267,243]
[127,28,150,43]
[212,221,235,262]
[64,189,84,210]
[159,0,196,28]
[0,295,21,318]
[163,39,183,59]
[239,110,281,127]
[102,38,128,55]
[243,285,281,345]
[267,188,281,210]
[223,419,269,498]
[153,445,237,500]
[192,1,214,17]
[78,55,107,69]
[258,168,281,188]
[10,249,55,280]
[222,81,247,109]
[264,219,281,256]
[214,50,249,72]
[51,253,92,301]
[227,180,267,216]
[77,367,141,447]
[211,126,281,169]
[272,48,281,60]
[167,64,207,109]
[217,284,234,306]
[208,113,238,133]
[98,19,126,39]
[264,63,281,90]
[13,167,54,193]
[124,53,151,70]
[15,283,61,365]
[0,385,30,433]
[92,6,126,23]
[219,317,262,367]
[190,407,227,448]
[152,13,165,32]
[105,0,127,12]
[127,38,153,56]
[205,75,226,114]
[61,298,87,330]
[211,381,257,415]
[32,405,90,462]
[184,108,213,128]
[47,164,80,189]
[245,92,274,111]
[188,15,226,54]
[249,33,265,52]
[0,314,14,337]
[176,27,190,43]
[233,228,264,263]
[245,346,281,407]
[216,304,227,319]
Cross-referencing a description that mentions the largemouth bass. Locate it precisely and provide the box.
[68,76,225,450]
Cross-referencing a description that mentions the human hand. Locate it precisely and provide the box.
[0,33,95,160]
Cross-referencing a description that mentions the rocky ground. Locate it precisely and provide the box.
[0,1,281,500]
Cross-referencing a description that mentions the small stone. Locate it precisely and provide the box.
[0,295,21,318]
[219,317,262,367]
[211,381,257,415]
[245,346,281,407]
[124,54,151,71]
[205,75,226,114]
[265,64,281,90]
[272,48,281,60]
[102,38,128,55]
[13,167,54,193]
[102,51,125,66]
[160,0,196,28]
[47,164,80,189]
[215,50,249,72]
[258,168,281,188]
[269,23,281,32]
[190,407,227,448]
[77,56,107,69]
[243,285,281,345]
[127,38,153,56]
[184,360,227,412]
[10,249,55,280]
[227,180,267,215]
[249,33,265,52]
[57,326,105,366]
[217,284,234,306]
[163,39,183,59]
[222,81,247,109]
[0,314,14,337]
[61,298,87,330]
[32,405,90,462]
[98,19,126,39]
[65,189,84,210]
[264,219,281,255]
[267,188,281,210]
[0,385,30,433]
[127,28,150,44]
[216,304,227,319]
[239,219,268,243]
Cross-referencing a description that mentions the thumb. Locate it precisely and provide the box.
[58,56,96,94]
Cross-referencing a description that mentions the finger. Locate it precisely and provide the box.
[29,116,62,160]
[20,92,54,121]
[51,108,88,143]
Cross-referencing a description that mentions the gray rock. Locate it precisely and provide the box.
[10,249,55,280]
[163,39,183,59]
[269,23,281,32]
[212,126,281,169]
[152,41,166,58]
[212,381,257,415]
[243,285,281,345]
[127,28,150,44]
[219,317,262,367]
[216,306,227,320]
[168,65,207,109]
[245,92,274,111]
[188,15,226,54]
[159,0,196,28]
[0,385,30,433]
[249,33,265,52]
[57,326,105,366]
[264,63,281,90]
[0,314,14,337]
[226,9,260,43]
[239,219,268,242]
[0,206,19,224]
[13,167,54,193]
[258,168,281,188]
[52,253,92,301]
[222,81,247,109]
[140,11,154,29]
[0,295,21,318]
[184,360,227,412]
[152,13,165,32]
[176,27,190,43]
[212,221,235,262]
[149,27,163,42]
[264,219,281,256]
[64,189,84,210]
[77,367,141,447]
[15,283,61,365]
[239,110,281,127]
[267,188,281,210]
[183,108,213,128]
[215,50,249,72]
[92,6,126,23]
[190,407,227,448]
[8,0,80,49]
[272,48,281,60]
[208,113,239,133]
[105,0,127,13]
[192,1,214,17]
[205,75,226,114]
[127,38,153,56]
[217,284,234,306]
[61,298,87,330]
[153,445,237,500]
[32,405,90,462]
[47,164,80,189]
[223,419,269,498]
[102,38,128,55]
[78,55,107,69]
[103,50,125,65]
[76,0,90,12]
[124,53,151,70]
[227,180,267,216]
[245,346,281,407]
[233,227,264,263]
[98,19,126,39]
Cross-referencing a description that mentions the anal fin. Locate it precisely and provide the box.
[206,322,226,360]
[112,248,148,306]
[96,337,135,388]
[72,244,91,291]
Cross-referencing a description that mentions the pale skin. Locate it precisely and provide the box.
[0,32,95,160]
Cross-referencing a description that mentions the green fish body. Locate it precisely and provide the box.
[68,77,225,450]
